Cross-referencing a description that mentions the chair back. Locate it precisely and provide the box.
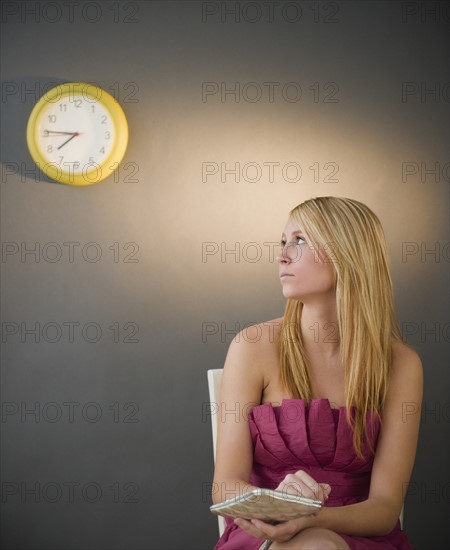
[207,369,226,536]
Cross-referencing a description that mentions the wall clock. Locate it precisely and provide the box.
[26,82,128,185]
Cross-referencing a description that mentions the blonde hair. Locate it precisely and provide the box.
[278,196,403,458]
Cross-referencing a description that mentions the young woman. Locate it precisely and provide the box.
[212,197,422,549]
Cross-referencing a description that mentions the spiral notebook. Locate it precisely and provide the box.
[210,488,323,522]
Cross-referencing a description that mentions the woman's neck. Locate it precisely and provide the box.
[299,298,340,361]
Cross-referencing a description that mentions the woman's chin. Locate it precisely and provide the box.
[281,288,302,300]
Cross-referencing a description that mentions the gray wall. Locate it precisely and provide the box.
[1,1,448,549]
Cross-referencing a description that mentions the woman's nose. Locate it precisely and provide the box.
[276,244,291,264]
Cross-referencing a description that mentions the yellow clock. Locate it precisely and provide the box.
[26,82,128,185]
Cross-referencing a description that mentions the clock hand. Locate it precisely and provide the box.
[44,130,80,136]
[57,132,80,150]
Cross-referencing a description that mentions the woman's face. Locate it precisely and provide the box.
[276,217,337,303]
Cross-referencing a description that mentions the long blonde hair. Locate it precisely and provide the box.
[278,197,403,458]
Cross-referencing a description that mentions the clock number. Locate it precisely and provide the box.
[105,131,111,140]
[101,115,107,124]
[91,105,95,113]
[43,130,49,137]
[48,115,56,123]
[47,145,53,153]
[59,156,64,164]
[74,99,82,108]
[59,104,67,112]
[100,147,105,154]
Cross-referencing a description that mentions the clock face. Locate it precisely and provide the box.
[27,83,128,185]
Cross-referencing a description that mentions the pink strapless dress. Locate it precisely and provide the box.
[213,399,414,550]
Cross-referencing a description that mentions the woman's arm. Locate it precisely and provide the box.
[310,342,424,536]
[211,324,266,505]
[369,342,423,531]
[236,342,423,540]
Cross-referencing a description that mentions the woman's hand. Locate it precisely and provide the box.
[234,470,331,542]
[234,514,315,542]
[274,469,331,503]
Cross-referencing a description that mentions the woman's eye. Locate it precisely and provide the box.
[280,236,306,247]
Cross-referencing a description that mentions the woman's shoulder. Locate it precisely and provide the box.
[387,338,423,404]
[231,316,284,350]
[390,338,423,372]
[226,316,283,373]
[222,317,284,401]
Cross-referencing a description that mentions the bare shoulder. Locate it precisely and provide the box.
[390,339,423,381]
[230,315,283,356]
[221,316,284,401]
[385,339,423,413]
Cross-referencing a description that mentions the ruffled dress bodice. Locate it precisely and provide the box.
[248,399,379,506]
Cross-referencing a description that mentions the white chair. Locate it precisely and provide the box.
[206,368,404,535]
[207,369,227,536]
